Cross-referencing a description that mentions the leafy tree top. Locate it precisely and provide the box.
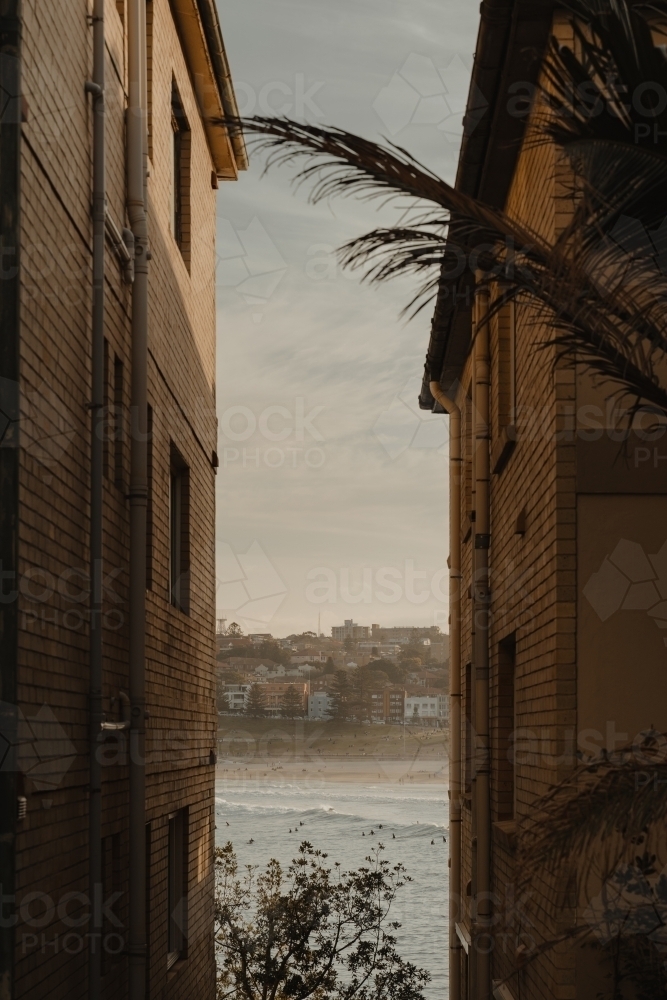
[215,841,429,1000]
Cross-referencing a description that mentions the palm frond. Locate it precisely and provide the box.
[538,0,667,237]
[228,115,547,249]
[516,732,667,896]
[225,113,667,416]
[543,0,667,147]
[337,227,447,318]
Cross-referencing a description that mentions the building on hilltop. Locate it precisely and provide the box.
[331,619,370,641]
[289,652,327,665]
[224,657,281,674]
[357,641,402,658]
[0,2,246,998]
[371,624,446,641]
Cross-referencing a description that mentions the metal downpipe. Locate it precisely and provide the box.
[127,0,149,996]
[86,1,105,995]
[429,381,462,1000]
[472,280,492,999]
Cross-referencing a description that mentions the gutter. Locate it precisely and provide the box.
[196,0,248,170]
[456,0,514,200]
[419,0,554,407]
[169,0,247,177]
[429,380,463,1000]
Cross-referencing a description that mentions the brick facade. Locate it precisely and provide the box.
[10,2,243,998]
[427,7,667,998]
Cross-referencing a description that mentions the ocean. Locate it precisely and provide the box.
[214,776,450,1000]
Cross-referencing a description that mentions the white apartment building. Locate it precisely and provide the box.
[404,693,448,721]
[308,691,335,720]
[223,684,251,712]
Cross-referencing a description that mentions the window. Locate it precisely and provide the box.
[169,444,190,613]
[113,356,124,489]
[171,80,191,268]
[167,809,188,969]
[495,633,516,821]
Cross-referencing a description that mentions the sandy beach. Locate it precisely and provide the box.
[216,718,449,787]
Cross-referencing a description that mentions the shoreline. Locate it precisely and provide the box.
[216,755,448,787]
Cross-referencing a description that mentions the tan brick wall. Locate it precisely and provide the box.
[454,12,579,998]
[14,1,224,997]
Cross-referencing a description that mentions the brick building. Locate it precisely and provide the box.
[0,1,245,998]
[258,682,309,717]
[420,3,667,998]
[367,686,407,724]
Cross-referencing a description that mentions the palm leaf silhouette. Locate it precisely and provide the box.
[226,110,667,415]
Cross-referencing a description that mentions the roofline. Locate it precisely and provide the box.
[196,0,249,172]
[419,0,554,409]
[455,0,515,201]
[170,0,248,179]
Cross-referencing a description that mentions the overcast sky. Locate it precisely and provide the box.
[213,0,479,638]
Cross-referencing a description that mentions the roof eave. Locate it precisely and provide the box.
[419,0,554,408]
[170,0,249,179]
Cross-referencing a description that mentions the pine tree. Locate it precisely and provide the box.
[280,685,304,719]
[331,670,351,720]
[244,683,266,718]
